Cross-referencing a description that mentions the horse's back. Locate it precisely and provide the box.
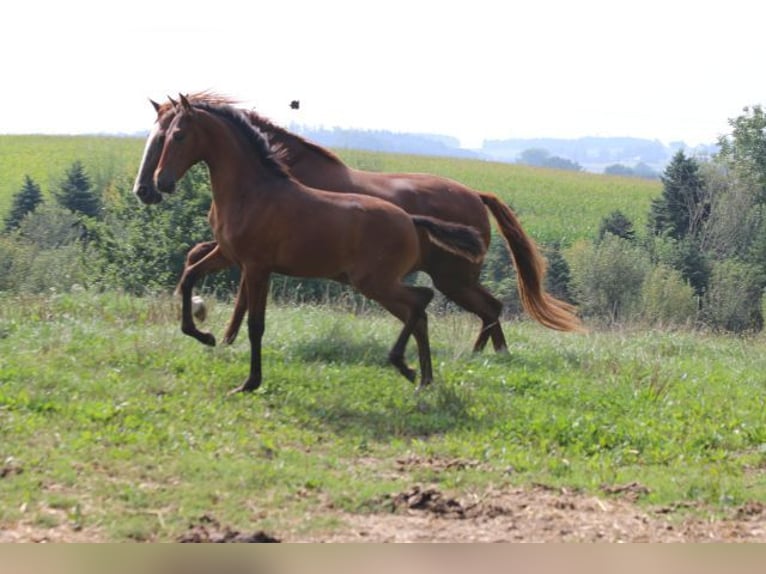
[265,185,420,280]
[348,169,491,243]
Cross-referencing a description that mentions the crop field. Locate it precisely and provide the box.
[1,292,764,542]
[0,135,660,244]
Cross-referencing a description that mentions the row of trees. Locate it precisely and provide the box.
[3,106,766,332]
[557,105,766,331]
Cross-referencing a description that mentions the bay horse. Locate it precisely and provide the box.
[150,94,485,393]
[134,94,582,352]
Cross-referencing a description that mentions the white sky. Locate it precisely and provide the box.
[2,0,763,148]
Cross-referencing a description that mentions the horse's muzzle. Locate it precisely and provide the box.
[134,184,163,204]
[155,171,176,194]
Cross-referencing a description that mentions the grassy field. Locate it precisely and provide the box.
[1,291,764,541]
[0,135,142,217]
[0,135,660,243]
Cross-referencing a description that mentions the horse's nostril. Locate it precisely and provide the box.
[135,184,163,204]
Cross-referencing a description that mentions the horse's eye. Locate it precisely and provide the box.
[172,131,185,142]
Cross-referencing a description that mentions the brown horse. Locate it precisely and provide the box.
[150,94,485,393]
[134,95,583,352]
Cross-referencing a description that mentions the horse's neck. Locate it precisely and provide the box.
[205,145,275,211]
[263,126,350,186]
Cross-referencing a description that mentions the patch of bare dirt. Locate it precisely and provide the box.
[2,484,764,542]
[297,484,766,543]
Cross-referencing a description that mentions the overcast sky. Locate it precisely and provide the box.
[2,0,763,148]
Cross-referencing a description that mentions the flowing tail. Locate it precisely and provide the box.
[412,215,485,264]
[479,193,585,332]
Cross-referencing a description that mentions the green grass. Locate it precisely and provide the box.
[0,136,660,243]
[1,291,764,541]
[0,135,143,216]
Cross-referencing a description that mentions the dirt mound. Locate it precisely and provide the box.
[176,514,280,543]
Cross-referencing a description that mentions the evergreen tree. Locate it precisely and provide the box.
[648,151,709,239]
[598,210,635,242]
[544,242,574,303]
[4,175,43,232]
[54,161,102,219]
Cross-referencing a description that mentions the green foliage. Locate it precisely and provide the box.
[16,202,82,248]
[717,104,766,201]
[568,235,651,324]
[4,175,43,232]
[0,205,91,293]
[701,259,764,333]
[649,151,709,239]
[709,107,766,282]
[598,210,635,242]
[54,161,102,219]
[88,166,229,295]
[639,264,697,327]
[543,242,573,304]
[650,235,711,297]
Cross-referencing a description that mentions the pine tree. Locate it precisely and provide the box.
[54,161,102,218]
[4,175,44,232]
[648,151,709,239]
[544,242,574,303]
[598,210,635,242]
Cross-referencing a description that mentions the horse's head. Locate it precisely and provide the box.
[155,94,203,195]
[133,98,177,204]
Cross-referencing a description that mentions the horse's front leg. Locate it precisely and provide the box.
[177,243,231,347]
[229,269,270,394]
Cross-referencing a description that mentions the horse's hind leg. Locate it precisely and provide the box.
[177,244,232,347]
[366,284,435,387]
[222,275,247,345]
[434,277,507,353]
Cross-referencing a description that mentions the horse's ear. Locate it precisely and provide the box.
[168,95,178,110]
[179,93,194,113]
[149,98,161,114]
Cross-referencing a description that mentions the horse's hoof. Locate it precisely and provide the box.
[222,332,238,345]
[228,379,261,395]
[200,332,217,347]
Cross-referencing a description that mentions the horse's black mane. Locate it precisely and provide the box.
[190,101,291,180]
[165,92,344,168]
[243,110,345,166]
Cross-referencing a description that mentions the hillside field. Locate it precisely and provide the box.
[0,292,764,541]
[0,135,660,243]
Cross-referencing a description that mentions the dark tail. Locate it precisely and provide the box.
[412,215,485,264]
[479,192,585,332]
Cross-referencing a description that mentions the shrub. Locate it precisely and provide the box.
[701,259,764,333]
[639,265,697,327]
[567,235,650,324]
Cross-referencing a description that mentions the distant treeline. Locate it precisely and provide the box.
[294,125,717,175]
